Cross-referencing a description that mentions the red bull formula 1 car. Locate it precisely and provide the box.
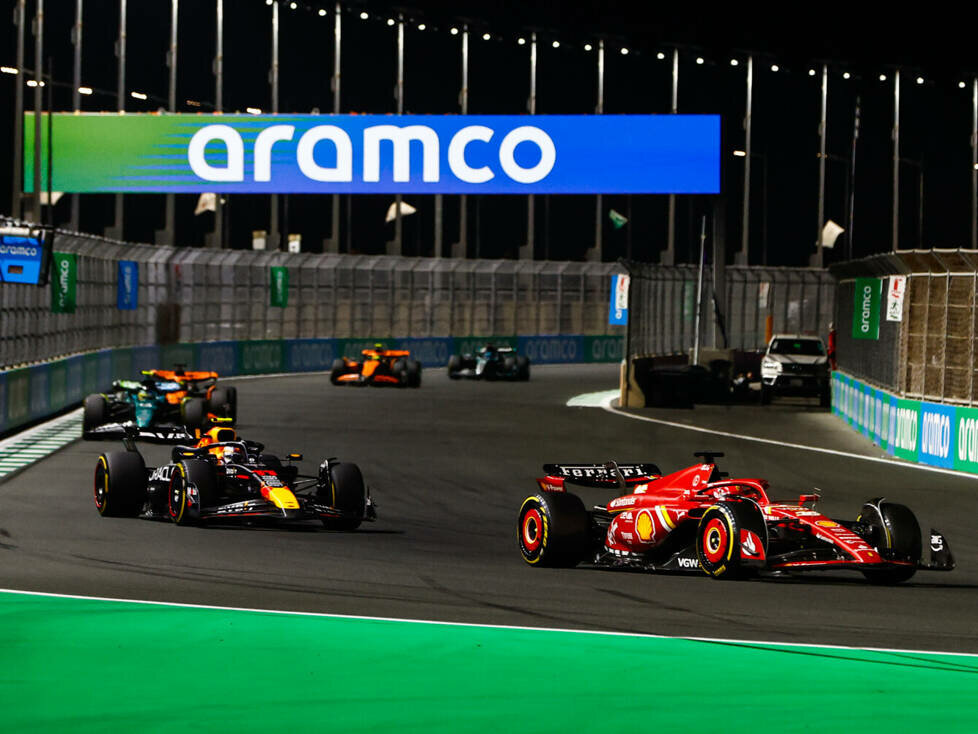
[330,345,421,387]
[94,423,375,530]
[517,452,954,584]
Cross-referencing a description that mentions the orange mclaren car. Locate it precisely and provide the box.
[330,345,422,387]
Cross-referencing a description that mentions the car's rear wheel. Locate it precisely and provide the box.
[406,360,422,388]
[517,492,591,568]
[330,358,347,385]
[319,462,366,531]
[447,354,462,379]
[83,394,108,432]
[857,499,921,584]
[516,355,531,381]
[208,386,237,422]
[696,500,767,579]
[168,460,217,526]
[94,451,147,517]
[181,397,206,431]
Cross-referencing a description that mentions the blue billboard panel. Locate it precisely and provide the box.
[25,113,720,195]
[117,260,139,310]
[0,228,46,284]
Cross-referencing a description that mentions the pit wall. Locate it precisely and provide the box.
[0,334,624,435]
[832,371,978,475]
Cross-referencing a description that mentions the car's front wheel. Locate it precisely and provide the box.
[168,460,217,526]
[94,451,147,517]
[319,462,366,531]
[857,499,921,584]
[517,492,591,568]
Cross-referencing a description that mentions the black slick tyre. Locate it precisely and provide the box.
[695,500,767,579]
[83,394,108,432]
[447,354,462,379]
[406,360,422,388]
[330,358,347,385]
[208,386,237,422]
[857,499,921,584]
[319,462,366,531]
[516,355,530,381]
[517,492,590,568]
[168,460,217,526]
[94,451,147,517]
[181,397,206,430]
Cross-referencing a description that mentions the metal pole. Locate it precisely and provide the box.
[972,77,977,251]
[32,0,43,225]
[892,69,900,252]
[108,0,125,238]
[213,0,224,248]
[663,47,679,265]
[69,0,83,230]
[329,1,341,252]
[391,13,404,256]
[848,95,860,259]
[521,31,537,260]
[814,63,827,267]
[589,39,604,263]
[159,0,177,245]
[692,216,706,366]
[46,56,53,228]
[269,0,279,249]
[11,0,25,218]
[737,55,753,265]
[455,24,469,258]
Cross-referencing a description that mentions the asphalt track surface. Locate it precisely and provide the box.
[2,364,977,653]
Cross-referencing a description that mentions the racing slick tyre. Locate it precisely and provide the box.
[208,387,237,422]
[501,356,517,380]
[94,451,147,517]
[168,460,217,526]
[695,500,767,579]
[181,397,207,431]
[318,462,366,531]
[447,354,462,379]
[517,492,591,568]
[516,355,531,381]
[330,359,347,385]
[406,360,422,388]
[857,500,921,584]
[83,394,108,432]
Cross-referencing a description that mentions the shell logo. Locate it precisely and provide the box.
[815,520,839,528]
[635,510,656,543]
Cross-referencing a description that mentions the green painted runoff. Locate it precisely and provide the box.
[1,591,976,733]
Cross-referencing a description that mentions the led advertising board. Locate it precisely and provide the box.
[0,225,53,285]
[24,113,720,195]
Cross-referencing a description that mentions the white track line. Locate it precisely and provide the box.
[595,393,978,481]
[2,587,975,659]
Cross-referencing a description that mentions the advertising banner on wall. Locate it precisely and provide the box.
[117,260,139,310]
[50,252,77,313]
[270,267,288,308]
[885,275,906,322]
[608,274,629,325]
[24,113,720,195]
[851,277,881,340]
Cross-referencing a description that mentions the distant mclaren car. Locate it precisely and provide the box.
[94,424,375,530]
[330,345,422,387]
[447,345,530,381]
[83,368,236,441]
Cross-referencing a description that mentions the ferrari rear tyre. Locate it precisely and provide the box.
[83,394,108,432]
[696,500,767,579]
[447,354,462,379]
[168,460,217,526]
[857,500,921,584]
[181,397,206,430]
[330,359,347,385]
[94,451,147,517]
[406,360,422,388]
[319,462,366,531]
[516,355,531,381]
[517,492,590,568]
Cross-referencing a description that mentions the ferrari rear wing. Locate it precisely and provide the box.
[542,462,661,488]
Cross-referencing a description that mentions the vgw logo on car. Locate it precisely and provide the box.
[187,123,556,185]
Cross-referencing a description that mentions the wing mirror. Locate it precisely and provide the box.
[798,493,820,506]
[287,453,303,462]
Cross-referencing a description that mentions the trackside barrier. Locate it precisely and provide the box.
[0,334,623,435]
[833,370,978,475]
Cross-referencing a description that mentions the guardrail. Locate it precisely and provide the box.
[0,334,623,435]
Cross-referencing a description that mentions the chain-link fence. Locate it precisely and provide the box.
[624,262,835,358]
[1,226,626,370]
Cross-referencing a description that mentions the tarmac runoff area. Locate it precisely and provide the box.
[2,364,978,730]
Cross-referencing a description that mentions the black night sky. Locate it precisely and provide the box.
[1,0,976,265]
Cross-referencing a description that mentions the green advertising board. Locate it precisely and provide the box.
[270,267,289,308]
[851,277,881,340]
[954,405,978,473]
[50,252,77,314]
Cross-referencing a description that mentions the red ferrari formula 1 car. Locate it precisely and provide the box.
[330,345,421,387]
[517,452,954,584]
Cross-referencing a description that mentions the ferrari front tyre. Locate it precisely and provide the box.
[516,355,531,381]
[330,359,347,385]
[83,394,108,432]
[406,360,422,388]
[319,462,366,531]
[94,451,147,517]
[696,500,766,579]
[181,397,206,430]
[447,354,462,379]
[168,460,217,526]
[857,499,921,584]
[517,492,590,568]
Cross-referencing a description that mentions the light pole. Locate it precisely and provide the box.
[586,38,605,263]
[734,149,767,265]
[106,0,125,238]
[452,24,469,258]
[155,0,178,245]
[328,0,341,253]
[892,69,901,252]
[69,0,83,231]
[388,13,404,256]
[812,63,827,268]
[735,54,753,265]
[520,31,537,260]
[972,76,977,250]
[210,0,224,249]
[269,0,280,250]
[661,47,679,265]
[10,0,25,218]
